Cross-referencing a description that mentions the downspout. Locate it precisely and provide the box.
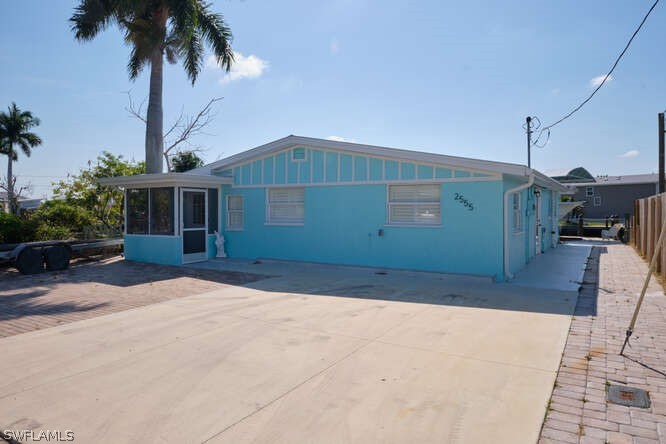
[503,174,534,281]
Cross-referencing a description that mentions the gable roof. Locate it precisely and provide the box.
[566,173,659,187]
[193,135,568,192]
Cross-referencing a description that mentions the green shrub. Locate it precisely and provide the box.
[0,211,36,243]
[32,200,94,233]
[34,223,72,241]
[0,211,24,243]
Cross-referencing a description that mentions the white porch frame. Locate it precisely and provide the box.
[180,187,208,264]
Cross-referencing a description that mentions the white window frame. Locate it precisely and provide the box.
[586,187,594,197]
[291,147,307,162]
[513,192,522,233]
[593,196,602,207]
[265,187,305,226]
[226,195,244,231]
[386,184,442,227]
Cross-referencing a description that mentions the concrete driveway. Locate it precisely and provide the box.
[0,245,590,444]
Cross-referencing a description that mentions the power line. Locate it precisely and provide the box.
[535,0,660,140]
[14,175,68,179]
[524,116,550,148]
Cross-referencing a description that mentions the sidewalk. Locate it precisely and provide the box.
[539,241,666,444]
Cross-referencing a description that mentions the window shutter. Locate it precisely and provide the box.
[228,195,243,211]
[267,188,305,224]
[228,212,243,227]
[388,185,441,225]
[269,188,304,204]
[227,195,244,229]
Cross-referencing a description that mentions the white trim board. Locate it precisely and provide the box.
[225,146,498,183]
[197,135,567,192]
[98,173,231,188]
[231,176,501,189]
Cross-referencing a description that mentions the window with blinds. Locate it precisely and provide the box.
[513,193,521,232]
[266,188,305,225]
[226,195,244,230]
[387,184,441,225]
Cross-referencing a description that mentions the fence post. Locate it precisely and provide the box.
[646,199,651,258]
[641,199,648,255]
[652,196,662,274]
[632,200,638,247]
[658,193,666,276]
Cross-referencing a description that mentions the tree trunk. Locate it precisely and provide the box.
[6,144,14,214]
[145,47,164,174]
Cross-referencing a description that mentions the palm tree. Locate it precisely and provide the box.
[70,0,234,174]
[0,103,42,215]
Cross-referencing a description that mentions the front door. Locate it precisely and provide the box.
[181,189,207,263]
[535,191,542,255]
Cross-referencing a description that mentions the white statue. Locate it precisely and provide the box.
[214,231,227,258]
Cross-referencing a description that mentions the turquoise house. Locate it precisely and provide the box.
[99,135,568,281]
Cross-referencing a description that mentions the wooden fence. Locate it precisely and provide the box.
[632,192,666,277]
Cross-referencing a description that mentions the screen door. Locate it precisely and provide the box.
[181,189,207,263]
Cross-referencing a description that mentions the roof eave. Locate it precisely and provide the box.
[96,173,232,188]
[532,172,570,193]
[206,135,541,177]
[566,180,658,187]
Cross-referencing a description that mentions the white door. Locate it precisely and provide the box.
[181,188,208,263]
[535,191,543,255]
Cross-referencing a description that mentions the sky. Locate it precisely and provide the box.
[1,0,665,198]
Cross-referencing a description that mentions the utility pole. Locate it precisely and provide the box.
[659,112,664,194]
[526,116,532,168]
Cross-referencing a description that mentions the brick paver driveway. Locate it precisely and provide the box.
[540,242,666,444]
[0,256,269,338]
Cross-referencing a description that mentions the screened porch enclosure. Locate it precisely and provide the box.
[124,186,219,264]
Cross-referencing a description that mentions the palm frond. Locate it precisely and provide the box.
[167,0,197,39]
[17,140,32,157]
[165,45,178,64]
[180,28,204,83]
[164,31,181,64]
[21,132,42,148]
[70,0,117,40]
[197,5,233,72]
[127,45,150,79]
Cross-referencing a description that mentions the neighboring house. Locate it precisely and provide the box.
[99,135,567,281]
[0,192,43,214]
[551,167,658,220]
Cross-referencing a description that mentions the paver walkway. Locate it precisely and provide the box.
[540,242,666,444]
[0,256,268,338]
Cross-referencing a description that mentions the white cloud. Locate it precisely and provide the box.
[590,74,612,88]
[619,149,640,158]
[326,135,356,143]
[330,38,340,55]
[206,52,268,84]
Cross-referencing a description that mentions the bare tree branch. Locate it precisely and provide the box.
[125,93,222,171]
[1,177,33,213]
[15,182,33,200]
[163,97,222,155]
[163,105,185,141]
[124,91,147,124]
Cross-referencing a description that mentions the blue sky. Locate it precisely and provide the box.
[1,0,665,197]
